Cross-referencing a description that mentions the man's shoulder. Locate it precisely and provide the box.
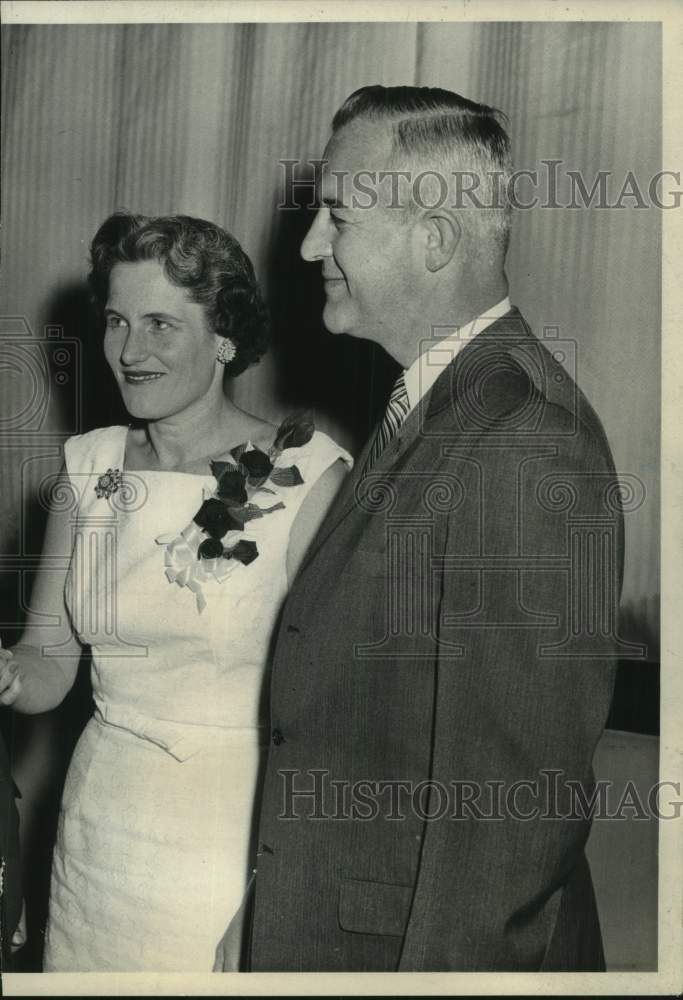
[430,308,611,458]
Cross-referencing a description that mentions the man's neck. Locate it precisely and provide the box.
[394,281,510,369]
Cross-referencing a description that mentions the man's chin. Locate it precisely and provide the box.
[322,302,354,338]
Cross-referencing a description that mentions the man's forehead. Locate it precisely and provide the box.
[320,119,395,191]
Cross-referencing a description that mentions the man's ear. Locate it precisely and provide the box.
[422,210,461,272]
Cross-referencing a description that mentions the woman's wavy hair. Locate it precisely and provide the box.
[88,212,270,377]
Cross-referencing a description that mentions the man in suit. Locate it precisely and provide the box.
[247,85,623,971]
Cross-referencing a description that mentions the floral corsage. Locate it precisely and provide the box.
[155,412,314,612]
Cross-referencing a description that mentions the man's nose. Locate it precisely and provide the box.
[300,209,331,262]
[120,326,149,366]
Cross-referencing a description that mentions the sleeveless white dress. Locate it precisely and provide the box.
[43,423,351,972]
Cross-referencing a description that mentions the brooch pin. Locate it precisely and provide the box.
[95,468,124,499]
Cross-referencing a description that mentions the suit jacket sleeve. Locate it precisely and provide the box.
[397,399,621,970]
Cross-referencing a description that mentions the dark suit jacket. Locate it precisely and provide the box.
[249,308,623,971]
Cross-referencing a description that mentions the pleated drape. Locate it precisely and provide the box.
[465,21,661,630]
[1,21,660,640]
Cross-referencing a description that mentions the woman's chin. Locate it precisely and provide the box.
[120,398,168,422]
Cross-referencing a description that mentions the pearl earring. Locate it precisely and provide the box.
[216,338,237,365]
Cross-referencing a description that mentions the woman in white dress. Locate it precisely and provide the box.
[0,212,351,971]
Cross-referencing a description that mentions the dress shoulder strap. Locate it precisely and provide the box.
[63,426,127,479]
[256,428,353,532]
[287,429,353,495]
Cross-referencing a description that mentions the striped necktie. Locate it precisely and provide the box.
[365,372,410,471]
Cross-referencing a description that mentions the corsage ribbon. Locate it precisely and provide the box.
[156,521,242,614]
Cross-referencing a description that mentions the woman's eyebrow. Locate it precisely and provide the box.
[142,311,184,322]
[103,307,184,323]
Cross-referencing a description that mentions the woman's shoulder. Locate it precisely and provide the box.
[272,418,352,473]
[63,425,127,476]
[268,425,353,507]
[306,429,354,468]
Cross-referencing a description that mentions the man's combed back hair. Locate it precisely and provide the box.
[332,85,513,254]
[89,212,269,377]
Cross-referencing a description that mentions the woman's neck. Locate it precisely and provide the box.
[131,395,270,472]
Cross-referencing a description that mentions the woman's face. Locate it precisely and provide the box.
[103,259,222,421]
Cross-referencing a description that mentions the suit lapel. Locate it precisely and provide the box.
[298,307,531,574]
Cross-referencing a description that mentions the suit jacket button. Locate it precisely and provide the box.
[272,728,284,746]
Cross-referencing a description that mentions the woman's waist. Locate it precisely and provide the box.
[92,699,269,761]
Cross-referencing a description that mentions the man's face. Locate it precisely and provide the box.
[301,119,418,355]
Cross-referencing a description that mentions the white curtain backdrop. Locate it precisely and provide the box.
[1,21,660,633]
[0,22,662,964]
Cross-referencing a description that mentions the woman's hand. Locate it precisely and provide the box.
[213,870,256,972]
[0,643,22,707]
[11,900,27,953]
[213,914,243,972]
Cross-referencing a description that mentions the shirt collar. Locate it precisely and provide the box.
[403,296,512,413]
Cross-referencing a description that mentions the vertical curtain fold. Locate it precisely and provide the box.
[1,21,660,640]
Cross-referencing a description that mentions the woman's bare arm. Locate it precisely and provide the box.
[285,458,348,585]
[0,465,82,713]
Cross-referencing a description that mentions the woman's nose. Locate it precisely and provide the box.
[120,327,149,366]
[300,209,332,262]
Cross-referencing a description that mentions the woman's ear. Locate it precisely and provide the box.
[422,210,461,272]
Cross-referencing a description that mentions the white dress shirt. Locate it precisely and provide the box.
[402,296,511,415]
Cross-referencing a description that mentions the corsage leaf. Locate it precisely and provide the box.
[210,459,240,479]
[269,465,304,487]
[228,503,262,524]
[273,411,315,452]
[215,469,248,504]
[259,501,286,515]
[226,539,259,565]
[239,448,274,487]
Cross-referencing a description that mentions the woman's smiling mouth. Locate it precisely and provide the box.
[123,371,166,384]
